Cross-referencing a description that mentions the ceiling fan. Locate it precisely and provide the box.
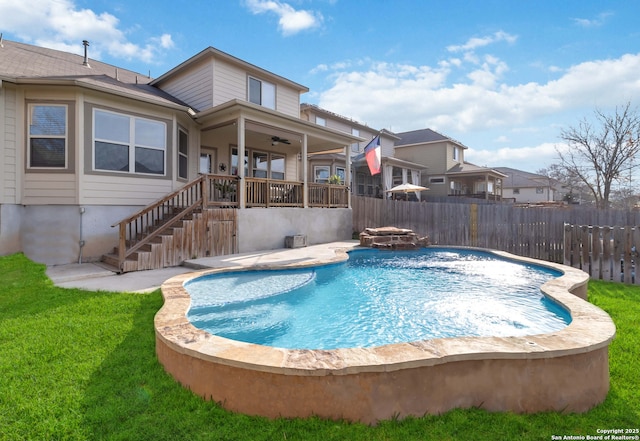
[271,136,291,145]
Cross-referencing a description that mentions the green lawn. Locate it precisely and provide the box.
[0,253,638,440]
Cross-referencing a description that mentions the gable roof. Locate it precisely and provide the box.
[152,46,309,93]
[494,167,556,188]
[394,128,468,149]
[0,39,190,110]
[447,161,507,178]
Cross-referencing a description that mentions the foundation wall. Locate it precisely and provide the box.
[156,338,609,425]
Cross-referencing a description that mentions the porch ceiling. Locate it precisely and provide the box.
[196,99,362,154]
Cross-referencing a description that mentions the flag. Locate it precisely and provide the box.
[364,134,381,175]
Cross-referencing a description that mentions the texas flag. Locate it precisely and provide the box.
[364,134,381,175]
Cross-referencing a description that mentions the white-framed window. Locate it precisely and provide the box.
[271,154,285,180]
[93,109,166,175]
[316,116,326,126]
[392,166,403,186]
[252,151,269,178]
[476,181,494,193]
[314,165,330,183]
[232,147,285,180]
[356,171,380,197]
[351,128,360,152]
[536,187,544,194]
[28,103,68,168]
[231,147,249,176]
[178,128,188,180]
[248,77,276,109]
[335,167,346,184]
[453,146,460,161]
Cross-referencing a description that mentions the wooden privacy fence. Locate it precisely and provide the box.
[352,196,640,282]
[564,224,640,284]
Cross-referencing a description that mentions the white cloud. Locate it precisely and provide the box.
[317,52,640,136]
[446,31,517,53]
[244,0,323,36]
[466,143,562,169]
[0,0,172,65]
[572,12,613,28]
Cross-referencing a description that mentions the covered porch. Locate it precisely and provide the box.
[352,156,427,201]
[194,99,361,208]
[446,163,507,201]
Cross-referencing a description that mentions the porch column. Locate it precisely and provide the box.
[485,173,489,201]
[302,134,308,208]
[345,142,352,209]
[237,117,246,209]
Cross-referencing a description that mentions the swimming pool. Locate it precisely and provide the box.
[155,243,616,424]
[185,249,570,349]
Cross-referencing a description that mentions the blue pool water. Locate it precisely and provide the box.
[185,248,571,350]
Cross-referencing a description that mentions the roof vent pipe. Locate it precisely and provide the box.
[82,40,90,67]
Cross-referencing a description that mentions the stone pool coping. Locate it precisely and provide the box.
[155,243,616,376]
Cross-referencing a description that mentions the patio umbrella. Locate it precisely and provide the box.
[387,183,429,193]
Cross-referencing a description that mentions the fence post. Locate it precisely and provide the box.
[563,223,572,266]
[470,204,478,247]
[202,175,208,208]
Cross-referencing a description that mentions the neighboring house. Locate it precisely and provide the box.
[0,39,360,267]
[300,104,427,199]
[494,167,559,203]
[393,129,506,200]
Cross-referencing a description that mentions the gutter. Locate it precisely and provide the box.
[8,77,195,115]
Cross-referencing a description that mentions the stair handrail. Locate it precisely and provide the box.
[111,175,206,228]
[111,175,206,271]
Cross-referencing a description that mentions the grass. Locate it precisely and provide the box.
[0,252,638,440]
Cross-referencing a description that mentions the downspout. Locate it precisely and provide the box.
[78,207,85,264]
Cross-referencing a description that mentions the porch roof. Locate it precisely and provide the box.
[352,155,427,171]
[195,99,363,153]
[446,162,507,178]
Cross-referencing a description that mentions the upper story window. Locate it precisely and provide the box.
[316,116,326,126]
[28,104,67,168]
[351,128,360,152]
[248,77,276,109]
[453,146,461,162]
[93,109,166,175]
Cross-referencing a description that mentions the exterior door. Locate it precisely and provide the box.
[200,147,217,174]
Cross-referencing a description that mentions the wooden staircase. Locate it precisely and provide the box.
[102,175,238,273]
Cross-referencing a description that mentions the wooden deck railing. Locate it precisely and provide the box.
[309,183,349,207]
[244,178,303,207]
[111,175,347,270]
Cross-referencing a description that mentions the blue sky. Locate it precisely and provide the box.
[2,0,639,172]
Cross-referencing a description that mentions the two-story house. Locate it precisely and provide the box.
[300,104,427,199]
[300,107,504,202]
[393,129,506,200]
[0,39,360,270]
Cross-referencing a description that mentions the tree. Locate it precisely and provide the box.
[556,102,640,209]
[536,164,593,204]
